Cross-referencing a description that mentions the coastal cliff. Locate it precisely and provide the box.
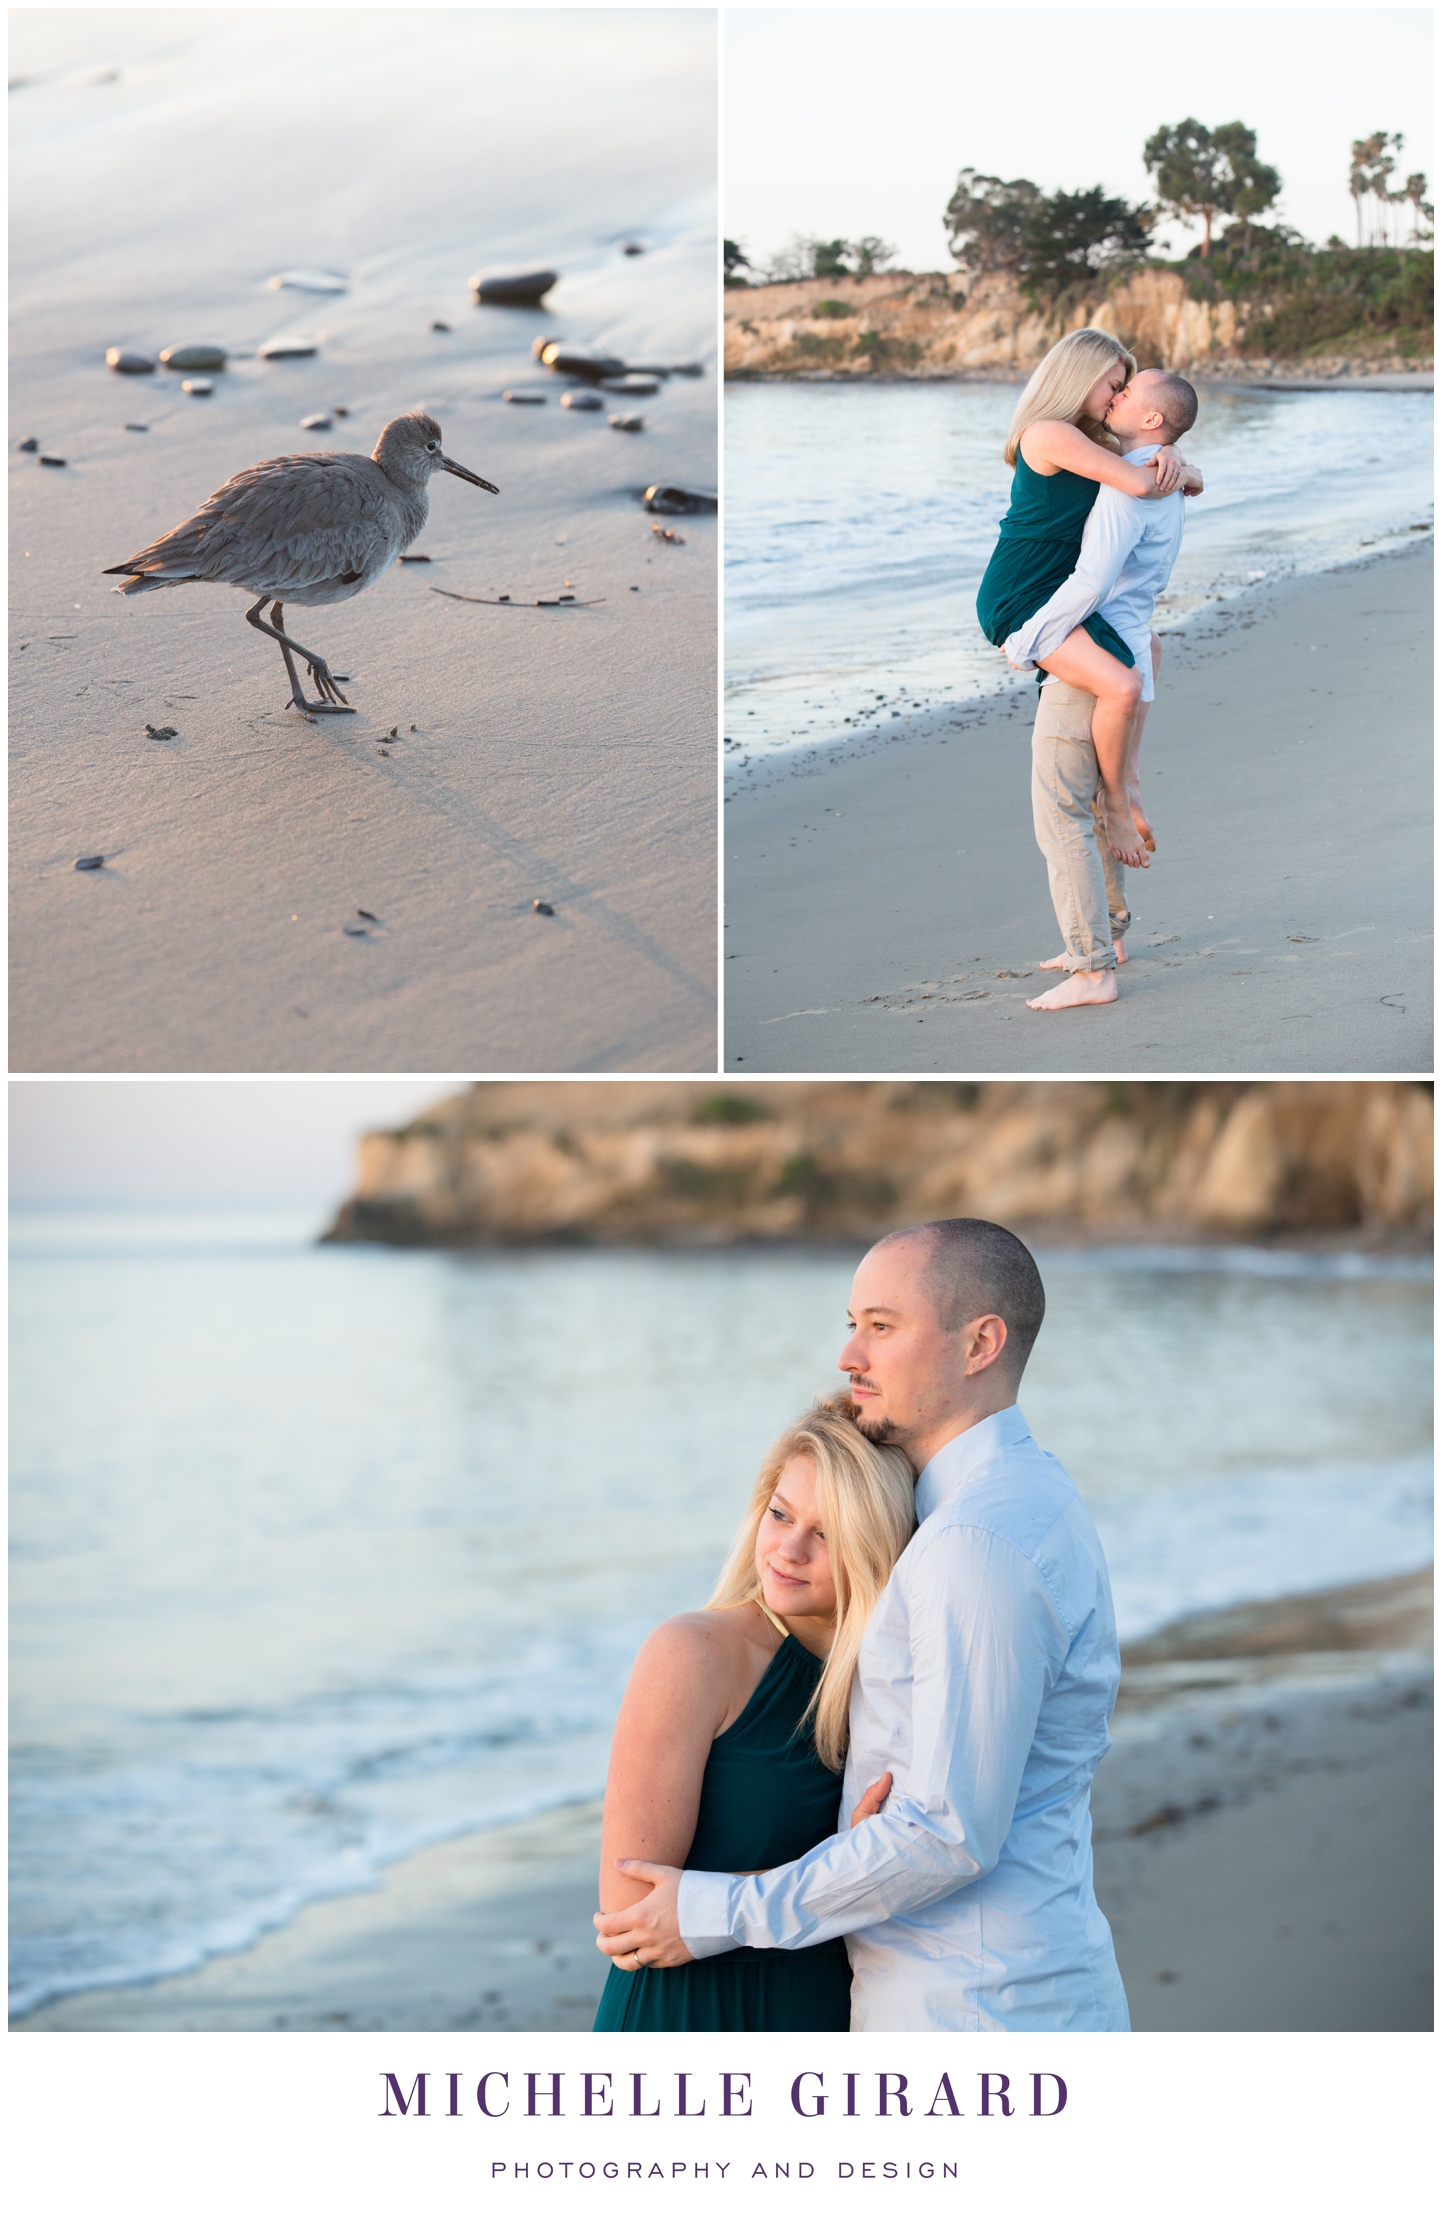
[724,265,1432,380]
[322,1081,1432,1248]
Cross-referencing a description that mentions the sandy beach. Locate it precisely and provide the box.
[9,12,716,1072]
[18,1567,1429,2034]
[724,540,1431,1074]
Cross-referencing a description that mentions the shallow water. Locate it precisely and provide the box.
[724,380,1434,758]
[9,10,717,469]
[9,1214,1431,2016]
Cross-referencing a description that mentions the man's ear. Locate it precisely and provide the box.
[964,1313,1009,1375]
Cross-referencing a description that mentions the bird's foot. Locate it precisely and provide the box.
[286,697,356,717]
[303,656,351,707]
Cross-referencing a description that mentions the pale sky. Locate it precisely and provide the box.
[8,1080,460,1211]
[725,3,1435,270]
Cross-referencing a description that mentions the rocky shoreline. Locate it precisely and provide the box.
[725,267,1433,383]
[322,1080,1433,1248]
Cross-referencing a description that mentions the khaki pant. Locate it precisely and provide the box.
[1031,681,1131,974]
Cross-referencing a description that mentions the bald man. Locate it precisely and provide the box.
[594,1218,1130,2032]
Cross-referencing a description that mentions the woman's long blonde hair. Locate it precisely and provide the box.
[1004,327,1137,467]
[707,1393,916,1772]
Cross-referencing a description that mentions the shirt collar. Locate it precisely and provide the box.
[1125,441,1162,465]
[914,1404,1032,1522]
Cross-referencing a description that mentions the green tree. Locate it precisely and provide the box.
[724,239,751,281]
[1017,186,1153,305]
[1144,118,1280,257]
[1403,172,1433,245]
[1350,132,1406,246]
[944,168,1042,272]
[812,237,852,279]
[850,234,897,277]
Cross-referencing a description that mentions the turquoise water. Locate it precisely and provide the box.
[724,380,1434,761]
[10,1215,1431,2015]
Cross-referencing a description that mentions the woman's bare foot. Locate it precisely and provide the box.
[1026,969,1118,1010]
[1040,940,1125,970]
[1102,790,1149,868]
[1127,782,1157,852]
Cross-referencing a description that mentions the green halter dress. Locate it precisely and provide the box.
[975,446,1135,674]
[592,1629,852,2032]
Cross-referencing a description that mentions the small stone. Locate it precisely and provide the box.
[560,389,603,411]
[531,336,559,359]
[106,348,155,374]
[123,423,149,433]
[621,241,645,255]
[409,725,417,731]
[388,727,398,737]
[143,724,177,740]
[609,413,644,432]
[257,338,318,360]
[39,454,66,467]
[430,320,451,333]
[342,923,368,936]
[540,344,626,381]
[397,554,431,564]
[18,437,37,452]
[643,485,716,514]
[267,269,347,293]
[602,374,660,396]
[503,390,547,405]
[159,344,227,371]
[75,854,104,870]
[181,379,213,396]
[299,412,332,430]
[333,406,350,418]
[669,362,705,377]
[498,594,511,602]
[357,909,380,922]
[629,585,640,591]
[533,899,555,916]
[471,269,558,305]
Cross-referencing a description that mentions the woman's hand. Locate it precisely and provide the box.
[850,1772,893,1827]
[1151,446,1184,495]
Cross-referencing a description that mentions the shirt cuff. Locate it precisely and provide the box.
[1002,626,1038,670]
[677,1869,743,1960]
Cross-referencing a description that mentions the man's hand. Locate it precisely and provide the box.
[593,1861,693,1970]
[1151,446,1183,494]
[850,1773,893,1826]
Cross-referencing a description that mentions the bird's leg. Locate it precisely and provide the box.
[245,597,354,715]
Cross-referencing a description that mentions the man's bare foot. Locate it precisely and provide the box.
[1040,941,1125,969]
[1026,969,1118,1011]
[1103,792,1149,868]
[1127,783,1157,853]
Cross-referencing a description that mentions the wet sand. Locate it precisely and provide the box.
[18,1569,1430,2033]
[724,541,1432,1074]
[8,11,716,1072]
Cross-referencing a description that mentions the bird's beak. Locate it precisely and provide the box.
[441,454,499,493]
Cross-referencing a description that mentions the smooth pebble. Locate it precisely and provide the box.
[267,269,347,293]
[533,900,555,916]
[181,379,212,396]
[159,344,227,371]
[643,484,717,514]
[471,269,558,305]
[40,454,66,467]
[300,413,332,430]
[609,414,644,432]
[430,320,451,332]
[503,390,547,405]
[257,337,318,360]
[18,436,38,452]
[602,374,660,395]
[540,344,626,381]
[106,348,155,375]
[75,854,104,870]
[560,390,603,411]
[123,423,149,433]
[621,241,646,255]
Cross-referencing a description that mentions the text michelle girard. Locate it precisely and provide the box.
[378,2069,1069,2122]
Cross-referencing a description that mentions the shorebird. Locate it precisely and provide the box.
[104,410,498,714]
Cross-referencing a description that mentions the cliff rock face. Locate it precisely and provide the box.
[323,1082,1432,1248]
[724,267,1419,380]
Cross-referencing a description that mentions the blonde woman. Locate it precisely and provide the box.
[975,328,1203,866]
[592,1395,915,2031]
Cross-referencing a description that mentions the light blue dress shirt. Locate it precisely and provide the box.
[676,1405,1131,2031]
[1003,443,1185,701]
